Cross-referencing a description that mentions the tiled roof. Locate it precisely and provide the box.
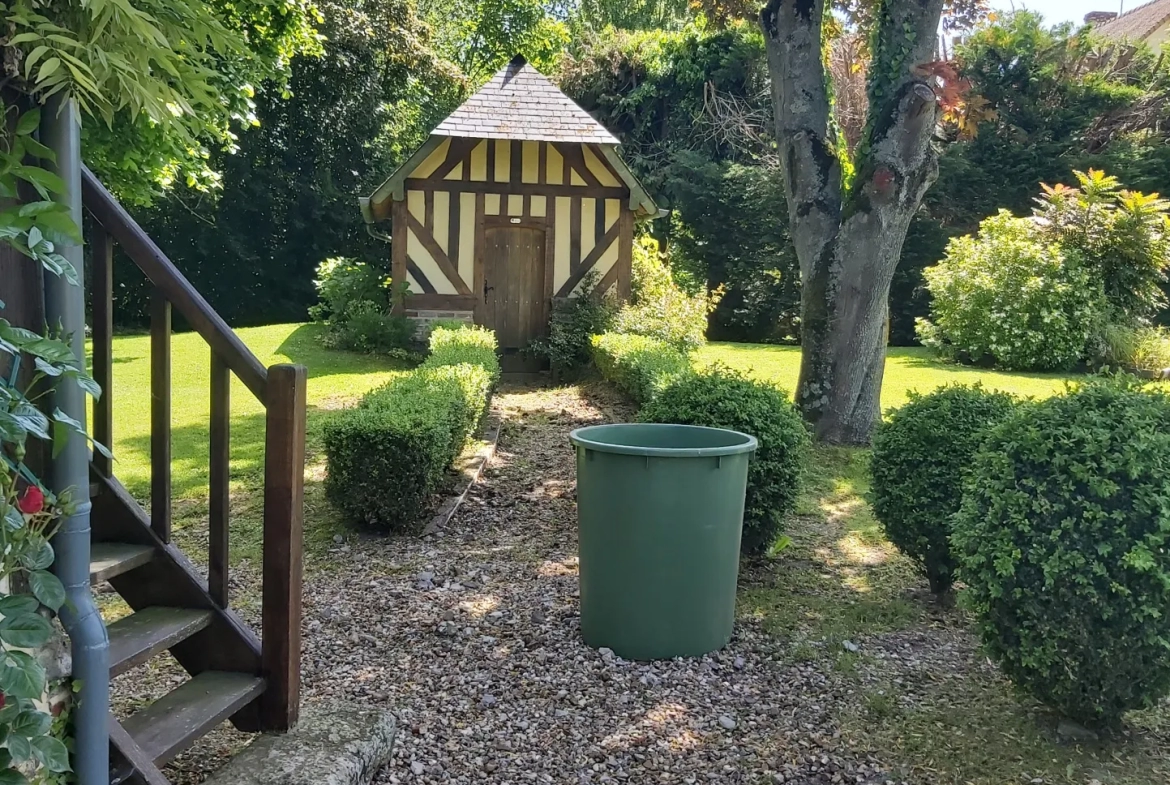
[433,56,619,145]
[1092,0,1170,41]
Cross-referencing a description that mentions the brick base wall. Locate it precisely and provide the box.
[406,309,475,338]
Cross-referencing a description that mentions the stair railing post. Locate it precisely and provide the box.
[150,289,172,542]
[91,224,114,477]
[260,363,307,730]
[209,351,231,607]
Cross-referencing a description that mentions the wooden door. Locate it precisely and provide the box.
[484,225,547,351]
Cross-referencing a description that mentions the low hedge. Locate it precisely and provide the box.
[324,324,497,532]
[640,365,810,555]
[590,332,692,404]
[425,323,500,383]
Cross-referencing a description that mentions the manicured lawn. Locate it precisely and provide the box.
[698,343,1076,409]
[99,332,1081,563]
[98,322,410,562]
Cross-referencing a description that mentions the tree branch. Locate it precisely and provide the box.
[760,0,841,278]
[853,0,946,210]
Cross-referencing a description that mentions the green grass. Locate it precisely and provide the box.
[739,446,923,660]
[98,322,411,562]
[697,343,1077,409]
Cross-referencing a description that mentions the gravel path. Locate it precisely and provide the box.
[297,382,893,785]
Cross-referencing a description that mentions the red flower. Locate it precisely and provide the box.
[17,485,44,515]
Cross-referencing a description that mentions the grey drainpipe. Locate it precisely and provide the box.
[366,223,392,244]
[41,95,111,785]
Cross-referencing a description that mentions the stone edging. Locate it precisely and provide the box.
[421,416,502,536]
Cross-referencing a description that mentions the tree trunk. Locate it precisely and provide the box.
[761,0,944,444]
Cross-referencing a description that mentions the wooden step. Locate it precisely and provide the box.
[91,543,155,584]
[122,671,265,766]
[109,715,170,785]
[108,607,214,678]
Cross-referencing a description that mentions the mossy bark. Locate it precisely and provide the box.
[761,0,944,444]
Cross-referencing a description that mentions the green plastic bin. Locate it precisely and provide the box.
[569,423,757,660]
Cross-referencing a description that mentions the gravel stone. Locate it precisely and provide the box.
[115,383,910,785]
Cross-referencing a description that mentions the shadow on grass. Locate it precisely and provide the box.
[273,323,416,379]
[114,404,351,567]
[738,446,926,662]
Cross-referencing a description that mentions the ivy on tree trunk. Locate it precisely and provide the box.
[761,0,944,444]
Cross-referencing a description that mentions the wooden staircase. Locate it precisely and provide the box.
[80,167,308,785]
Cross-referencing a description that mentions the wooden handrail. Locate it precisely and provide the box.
[83,166,305,733]
[80,166,268,401]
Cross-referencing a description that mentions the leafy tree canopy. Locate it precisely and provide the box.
[4,0,321,205]
[422,0,570,83]
[132,0,453,324]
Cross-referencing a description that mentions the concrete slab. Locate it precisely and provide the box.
[202,702,395,785]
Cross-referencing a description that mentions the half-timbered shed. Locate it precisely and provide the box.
[360,55,659,353]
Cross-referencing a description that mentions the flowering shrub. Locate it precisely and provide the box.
[613,236,719,353]
[918,211,1105,371]
[310,257,413,353]
[590,333,693,404]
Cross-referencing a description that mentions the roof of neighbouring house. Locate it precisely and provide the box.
[1091,0,1170,41]
[432,55,619,145]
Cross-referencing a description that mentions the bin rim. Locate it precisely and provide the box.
[569,422,758,458]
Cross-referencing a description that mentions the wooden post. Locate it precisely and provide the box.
[617,209,634,301]
[260,363,306,730]
[150,289,171,542]
[391,199,408,316]
[208,351,231,607]
[91,225,114,477]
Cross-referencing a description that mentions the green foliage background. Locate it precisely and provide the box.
[78,4,1170,342]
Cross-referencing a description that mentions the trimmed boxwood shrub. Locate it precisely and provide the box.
[425,323,500,383]
[324,323,499,533]
[639,364,810,555]
[364,364,493,458]
[953,379,1170,726]
[869,384,1016,594]
[590,332,692,403]
[324,372,466,532]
